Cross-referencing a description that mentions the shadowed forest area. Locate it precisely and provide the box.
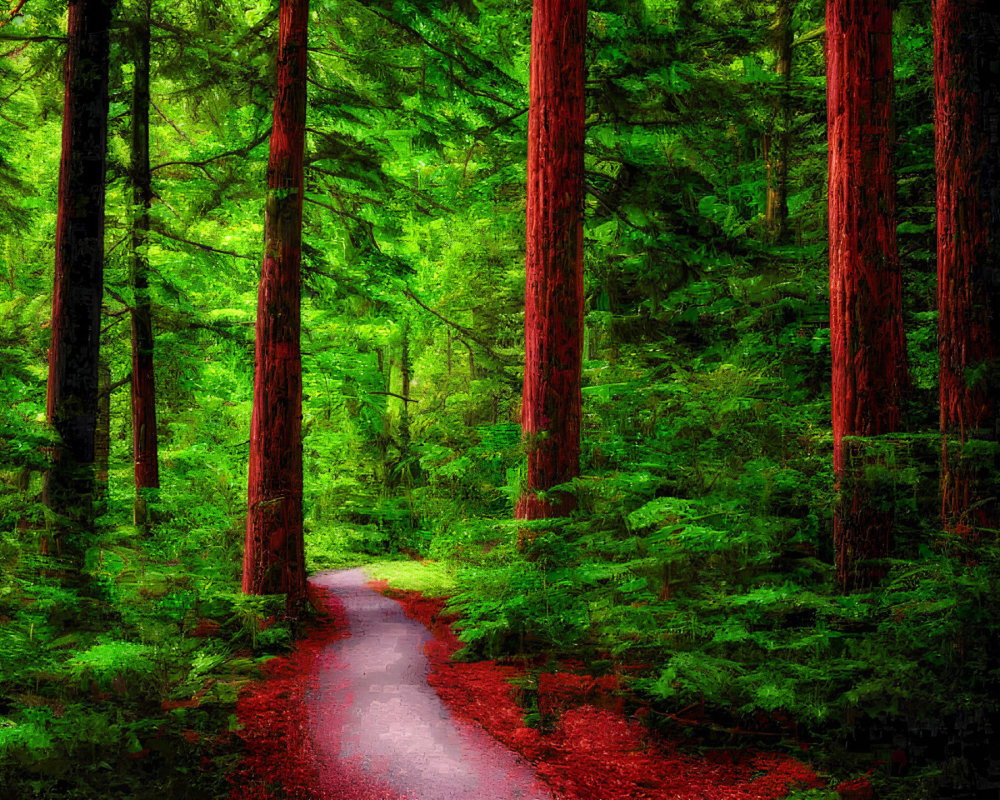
[1,0,999,797]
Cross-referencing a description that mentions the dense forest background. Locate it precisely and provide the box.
[1,0,998,798]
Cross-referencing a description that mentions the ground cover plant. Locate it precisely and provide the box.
[370,575,826,800]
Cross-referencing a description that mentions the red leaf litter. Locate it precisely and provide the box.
[835,776,874,800]
[371,580,826,800]
[232,576,825,800]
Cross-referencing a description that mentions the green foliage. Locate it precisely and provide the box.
[66,640,159,692]
[362,558,458,596]
[0,0,988,794]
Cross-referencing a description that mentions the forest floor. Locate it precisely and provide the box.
[229,565,829,800]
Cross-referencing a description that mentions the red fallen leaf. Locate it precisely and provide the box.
[230,579,405,800]
[161,679,215,711]
[836,776,874,800]
[257,614,278,632]
[188,618,222,638]
[126,748,150,760]
[377,584,825,800]
[234,577,826,800]
[161,698,200,711]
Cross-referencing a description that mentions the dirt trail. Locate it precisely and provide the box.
[306,568,553,800]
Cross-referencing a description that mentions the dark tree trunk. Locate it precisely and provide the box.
[399,319,412,457]
[243,0,308,611]
[129,0,159,529]
[95,360,110,515]
[764,0,793,243]
[827,0,907,591]
[516,0,586,523]
[935,0,1000,536]
[43,0,114,557]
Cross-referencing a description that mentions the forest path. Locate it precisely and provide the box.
[306,568,554,800]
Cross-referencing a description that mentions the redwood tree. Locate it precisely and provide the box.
[516,0,586,524]
[130,0,159,528]
[243,0,308,608]
[827,0,907,591]
[44,0,114,555]
[935,0,1000,535]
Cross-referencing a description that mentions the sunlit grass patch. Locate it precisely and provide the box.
[362,558,458,597]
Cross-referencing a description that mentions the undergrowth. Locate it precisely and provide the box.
[343,329,1000,799]
[0,501,294,799]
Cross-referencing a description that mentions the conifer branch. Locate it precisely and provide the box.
[0,33,64,43]
[151,100,193,144]
[793,24,825,47]
[403,287,516,369]
[151,228,255,261]
[304,195,378,248]
[370,391,418,404]
[103,287,132,309]
[151,128,271,174]
[0,109,26,129]
[361,6,519,109]
[98,372,132,399]
[1,0,28,26]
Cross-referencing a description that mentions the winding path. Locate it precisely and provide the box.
[306,569,554,800]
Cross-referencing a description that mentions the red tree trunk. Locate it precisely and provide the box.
[935,0,1000,536]
[130,0,159,528]
[827,0,907,591]
[243,0,308,609]
[516,0,586,523]
[43,0,114,555]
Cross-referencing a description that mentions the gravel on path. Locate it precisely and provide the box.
[307,568,554,800]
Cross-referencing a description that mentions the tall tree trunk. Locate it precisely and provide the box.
[95,359,110,516]
[43,0,114,559]
[764,0,793,243]
[130,0,159,529]
[516,0,586,523]
[399,319,412,458]
[446,329,452,376]
[827,0,907,591]
[243,0,308,611]
[935,0,1000,536]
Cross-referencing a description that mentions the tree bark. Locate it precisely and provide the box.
[764,0,793,243]
[130,0,159,529]
[399,319,412,456]
[516,0,586,523]
[43,0,114,558]
[95,359,110,516]
[827,0,907,591]
[935,0,1000,536]
[243,0,308,611]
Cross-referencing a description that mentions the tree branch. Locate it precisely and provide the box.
[99,372,132,399]
[403,287,515,367]
[104,286,133,310]
[0,109,27,129]
[793,24,825,48]
[151,127,271,174]
[361,6,520,109]
[151,228,256,261]
[151,99,193,144]
[370,390,418,404]
[1,0,29,26]
[304,194,377,248]
[586,182,650,233]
